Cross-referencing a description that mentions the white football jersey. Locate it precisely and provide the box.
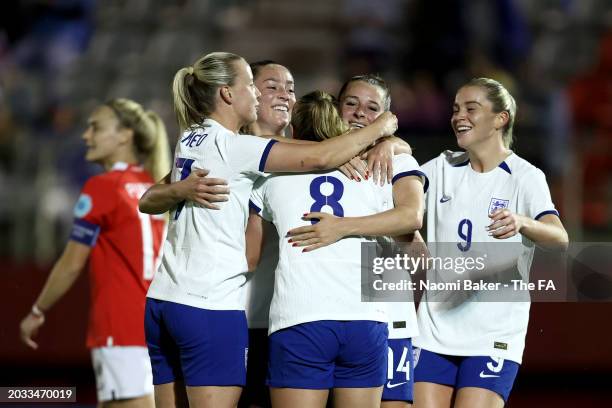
[415,151,559,363]
[386,281,419,340]
[147,119,276,310]
[250,154,425,335]
[376,233,420,339]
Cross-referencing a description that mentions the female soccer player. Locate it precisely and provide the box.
[242,59,296,408]
[340,74,421,408]
[287,74,423,408]
[248,90,426,408]
[19,98,171,408]
[412,78,568,408]
[142,51,397,408]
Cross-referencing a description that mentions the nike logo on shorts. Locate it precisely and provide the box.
[479,371,500,378]
[386,381,408,388]
[440,195,451,203]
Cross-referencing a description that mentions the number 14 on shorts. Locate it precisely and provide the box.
[388,345,410,382]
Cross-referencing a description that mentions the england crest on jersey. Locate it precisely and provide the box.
[489,198,509,215]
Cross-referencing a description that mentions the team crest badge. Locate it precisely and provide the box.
[489,198,509,215]
[74,194,93,218]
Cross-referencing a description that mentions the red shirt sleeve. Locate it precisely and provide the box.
[69,176,117,246]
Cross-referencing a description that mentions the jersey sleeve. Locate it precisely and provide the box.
[420,158,437,202]
[522,169,559,220]
[249,177,273,222]
[69,176,116,247]
[390,154,429,193]
[234,134,277,177]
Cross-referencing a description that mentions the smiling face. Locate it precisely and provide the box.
[339,80,386,129]
[229,58,261,127]
[451,85,507,150]
[82,105,126,164]
[254,64,296,134]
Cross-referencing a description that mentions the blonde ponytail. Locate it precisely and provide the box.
[172,52,243,131]
[142,110,171,181]
[105,98,171,181]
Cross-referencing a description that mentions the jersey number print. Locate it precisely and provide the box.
[173,157,195,220]
[309,176,344,224]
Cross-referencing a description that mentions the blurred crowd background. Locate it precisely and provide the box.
[1,0,611,406]
[1,0,612,263]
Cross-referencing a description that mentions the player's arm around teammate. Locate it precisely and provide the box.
[139,108,397,218]
[139,74,408,218]
[139,169,230,213]
[287,74,426,252]
[286,172,425,251]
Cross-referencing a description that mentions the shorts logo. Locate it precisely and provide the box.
[386,381,408,389]
[489,198,509,215]
[74,194,93,218]
[479,371,500,379]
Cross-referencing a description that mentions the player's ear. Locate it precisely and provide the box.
[495,111,509,130]
[220,86,232,105]
[118,127,134,145]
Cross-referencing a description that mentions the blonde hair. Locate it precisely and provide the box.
[172,51,243,131]
[291,91,349,142]
[105,98,171,181]
[465,77,517,148]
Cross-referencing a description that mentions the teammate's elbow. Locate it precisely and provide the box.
[138,199,149,213]
[400,209,423,234]
[408,214,423,233]
[138,200,155,214]
[138,197,164,215]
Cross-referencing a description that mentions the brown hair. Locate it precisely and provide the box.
[291,91,348,142]
[338,74,391,111]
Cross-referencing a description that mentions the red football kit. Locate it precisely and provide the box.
[70,162,165,348]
